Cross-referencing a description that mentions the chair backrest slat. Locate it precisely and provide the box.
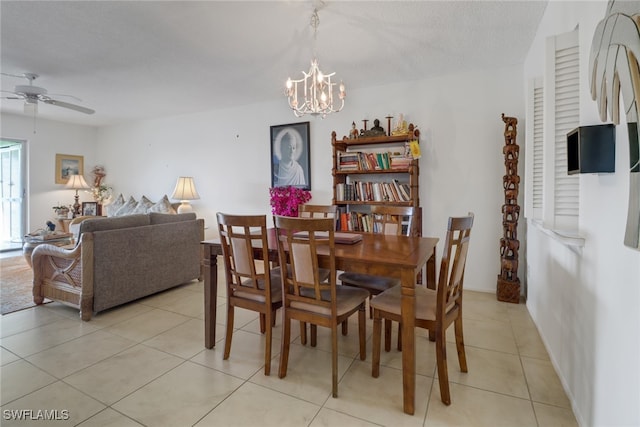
[437,213,474,315]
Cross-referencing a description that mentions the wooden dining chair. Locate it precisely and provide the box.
[298,204,338,220]
[216,213,283,376]
[370,212,474,405]
[339,205,419,349]
[274,215,369,397]
[297,204,338,343]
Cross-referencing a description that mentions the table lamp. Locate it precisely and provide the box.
[65,174,90,217]
[171,176,200,213]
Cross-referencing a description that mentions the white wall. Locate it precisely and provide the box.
[2,64,523,294]
[93,64,524,293]
[524,2,640,426]
[0,114,98,232]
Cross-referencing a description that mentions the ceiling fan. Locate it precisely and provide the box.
[1,72,95,115]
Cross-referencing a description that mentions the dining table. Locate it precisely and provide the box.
[201,230,438,415]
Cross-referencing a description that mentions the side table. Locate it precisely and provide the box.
[23,235,74,268]
[56,218,73,233]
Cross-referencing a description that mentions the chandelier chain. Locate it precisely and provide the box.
[311,8,319,58]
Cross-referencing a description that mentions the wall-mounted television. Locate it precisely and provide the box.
[567,124,615,175]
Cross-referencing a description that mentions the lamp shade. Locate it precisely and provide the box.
[65,174,90,189]
[171,177,200,201]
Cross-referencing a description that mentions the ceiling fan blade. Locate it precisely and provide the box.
[46,93,83,102]
[42,99,95,115]
[0,72,29,79]
[1,90,24,99]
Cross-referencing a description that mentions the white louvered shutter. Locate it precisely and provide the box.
[525,77,544,220]
[544,29,579,230]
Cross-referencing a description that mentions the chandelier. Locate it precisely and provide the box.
[285,7,345,118]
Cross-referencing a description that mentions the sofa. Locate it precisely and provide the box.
[32,212,204,320]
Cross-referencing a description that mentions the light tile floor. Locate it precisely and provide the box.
[0,261,578,426]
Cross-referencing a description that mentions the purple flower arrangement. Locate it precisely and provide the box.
[269,186,311,217]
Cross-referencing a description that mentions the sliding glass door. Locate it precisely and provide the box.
[1,139,26,251]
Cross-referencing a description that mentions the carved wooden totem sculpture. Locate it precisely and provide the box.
[497,114,521,303]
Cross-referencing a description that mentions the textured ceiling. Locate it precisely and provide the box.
[0,1,547,127]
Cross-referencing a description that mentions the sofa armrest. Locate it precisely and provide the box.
[32,233,95,320]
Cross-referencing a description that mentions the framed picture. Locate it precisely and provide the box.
[55,154,84,184]
[81,202,97,216]
[270,121,311,190]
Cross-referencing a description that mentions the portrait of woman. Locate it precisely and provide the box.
[270,122,311,190]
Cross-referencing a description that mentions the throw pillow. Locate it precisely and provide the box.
[105,193,125,217]
[131,195,154,214]
[114,196,138,216]
[148,195,177,214]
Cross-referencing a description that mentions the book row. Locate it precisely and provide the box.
[335,210,409,235]
[335,180,411,203]
[337,151,412,171]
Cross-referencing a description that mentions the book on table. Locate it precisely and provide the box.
[292,231,363,245]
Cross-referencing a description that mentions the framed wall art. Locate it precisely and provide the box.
[55,154,84,184]
[270,121,311,190]
[81,201,98,216]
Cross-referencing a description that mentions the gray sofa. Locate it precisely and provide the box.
[32,213,204,320]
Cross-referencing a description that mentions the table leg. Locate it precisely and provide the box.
[203,246,218,349]
[401,269,416,415]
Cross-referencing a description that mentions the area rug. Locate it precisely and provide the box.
[1,255,46,315]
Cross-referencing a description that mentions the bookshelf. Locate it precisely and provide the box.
[331,128,421,234]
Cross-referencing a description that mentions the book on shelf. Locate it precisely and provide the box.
[390,157,411,170]
[392,179,411,202]
[338,152,360,171]
[334,211,377,233]
[398,183,410,201]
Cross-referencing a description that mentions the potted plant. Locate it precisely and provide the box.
[52,205,70,218]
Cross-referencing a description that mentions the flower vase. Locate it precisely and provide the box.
[269,186,312,217]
